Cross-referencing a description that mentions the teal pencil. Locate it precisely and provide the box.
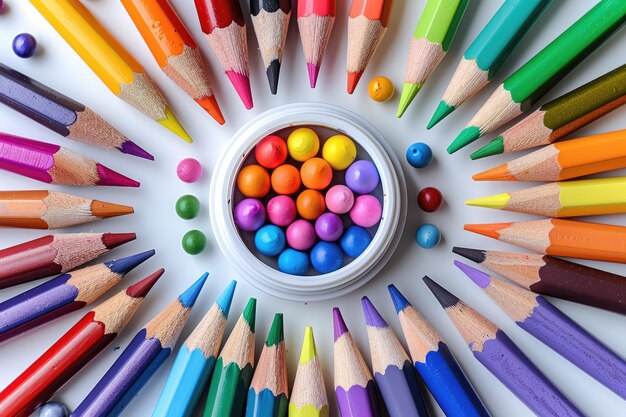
[152,280,237,417]
[428,0,552,128]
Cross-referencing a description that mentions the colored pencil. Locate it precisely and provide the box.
[423,276,586,417]
[465,218,626,263]
[0,250,154,343]
[333,307,379,417]
[30,0,192,143]
[396,0,469,117]
[448,0,626,154]
[246,313,288,417]
[466,177,626,217]
[0,63,152,159]
[120,0,224,125]
[346,0,394,94]
[194,0,253,109]
[203,297,257,417]
[0,269,163,417]
[73,273,207,417]
[388,285,491,417]
[152,280,236,417]
[473,129,626,182]
[289,327,329,417]
[250,0,291,94]
[0,232,135,289]
[0,190,133,229]
[428,0,552,127]
[456,260,626,399]
[472,64,626,159]
[452,247,626,315]
[361,297,429,417]
[0,132,139,187]
[297,0,336,88]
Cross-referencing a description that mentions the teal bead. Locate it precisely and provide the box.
[182,230,206,255]
[176,195,200,220]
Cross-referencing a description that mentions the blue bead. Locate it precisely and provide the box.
[39,402,69,417]
[340,225,372,258]
[406,142,433,168]
[254,224,286,257]
[310,241,343,274]
[416,224,441,249]
[278,248,310,275]
[13,33,37,58]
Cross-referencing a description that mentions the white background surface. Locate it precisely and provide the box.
[0,0,625,416]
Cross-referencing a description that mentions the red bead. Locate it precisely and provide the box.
[417,187,443,212]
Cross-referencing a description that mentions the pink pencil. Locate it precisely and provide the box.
[297,0,336,88]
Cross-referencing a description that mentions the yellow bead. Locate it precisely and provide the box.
[322,135,357,170]
[287,128,320,162]
[368,76,394,102]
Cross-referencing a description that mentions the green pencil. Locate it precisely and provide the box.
[428,0,552,128]
[204,298,256,417]
[397,0,469,118]
[448,0,626,154]
[472,63,626,159]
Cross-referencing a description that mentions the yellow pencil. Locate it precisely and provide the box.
[30,0,192,143]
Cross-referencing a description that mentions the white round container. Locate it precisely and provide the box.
[210,103,407,301]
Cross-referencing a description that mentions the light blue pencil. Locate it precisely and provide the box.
[152,280,237,417]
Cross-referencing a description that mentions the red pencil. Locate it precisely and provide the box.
[0,269,163,417]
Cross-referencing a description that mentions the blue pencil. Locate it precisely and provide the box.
[71,273,208,417]
[388,285,491,417]
[152,280,237,417]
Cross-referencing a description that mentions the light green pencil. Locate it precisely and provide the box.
[397,0,469,118]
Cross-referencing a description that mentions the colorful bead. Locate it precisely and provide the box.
[322,135,357,170]
[416,224,441,249]
[278,248,310,275]
[234,198,266,232]
[340,225,372,258]
[310,241,343,274]
[176,194,200,220]
[255,135,288,168]
[325,185,355,214]
[237,164,271,198]
[300,157,333,190]
[368,76,395,102]
[254,225,286,256]
[417,187,443,212]
[286,220,317,251]
[182,230,206,255]
[315,212,344,241]
[271,164,301,195]
[13,33,37,58]
[39,402,69,417]
[267,195,296,227]
[287,128,320,161]
[177,158,203,183]
[406,142,433,168]
[350,195,382,228]
[296,189,326,220]
[345,160,379,194]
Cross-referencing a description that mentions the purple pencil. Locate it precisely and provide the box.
[455,260,626,400]
[333,307,380,417]
[361,297,430,417]
[423,276,586,417]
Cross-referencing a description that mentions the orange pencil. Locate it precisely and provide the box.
[346,0,394,94]
[465,218,626,263]
[121,0,224,124]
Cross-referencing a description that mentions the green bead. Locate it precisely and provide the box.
[182,230,206,255]
[176,195,200,220]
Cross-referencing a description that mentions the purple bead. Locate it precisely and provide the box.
[315,212,344,241]
[345,160,380,194]
[234,198,266,232]
[13,33,37,58]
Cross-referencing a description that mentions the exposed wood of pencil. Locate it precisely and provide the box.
[333,311,373,389]
[297,9,335,88]
[290,327,328,415]
[249,314,288,397]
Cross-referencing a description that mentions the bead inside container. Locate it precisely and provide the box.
[211,104,407,300]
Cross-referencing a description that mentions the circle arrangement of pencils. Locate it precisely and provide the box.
[0,1,625,417]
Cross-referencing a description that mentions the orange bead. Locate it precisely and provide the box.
[237,164,270,198]
[300,158,333,190]
[297,189,326,220]
[271,164,301,195]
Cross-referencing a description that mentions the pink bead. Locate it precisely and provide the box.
[325,185,354,214]
[177,158,203,183]
[286,220,317,251]
[267,196,297,227]
[350,195,382,228]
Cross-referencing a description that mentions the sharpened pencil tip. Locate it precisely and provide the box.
[179,272,208,308]
[90,200,134,219]
[454,260,491,288]
[347,71,363,94]
[448,126,481,154]
[127,268,164,298]
[452,247,487,264]
[307,63,320,88]
[423,276,459,308]
[361,296,388,328]
[397,83,423,118]
[159,107,193,143]
[471,137,504,160]
[388,284,411,313]
[299,326,317,364]
[95,164,140,187]
[119,140,154,160]
[266,313,284,346]
[195,95,225,125]
[428,101,455,129]
[464,223,510,239]
[465,193,511,210]
[266,60,281,95]
[333,307,349,341]
[106,249,155,275]
[216,280,237,318]
[243,298,257,332]
[226,70,253,110]
[473,164,514,181]
[102,233,136,249]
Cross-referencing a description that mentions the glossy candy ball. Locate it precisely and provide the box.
[182,230,206,255]
[271,164,301,195]
[255,135,288,168]
[237,164,270,198]
[340,225,372,258]
[416,224,441,249]
[286,220,316,251]
[310,241,343,274]
[417,187,443,212]
[13,33,37,58]
[315,213,343,241]
[278,248,310,275]
[287,128,320,161]
[406,142,433,168]
[325,185,354,214]
[368,76,395,102]
[234,198,266,231]
[345,160,379,194]
[255,225,286,256]
[300,158,333,190]
[350,195,382,228]
[39,402,69,417]
[322,135,357,170]
[296,189,326,220]
[177,158,202,183]
[176,194,200,220]
[267,195,296,227]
